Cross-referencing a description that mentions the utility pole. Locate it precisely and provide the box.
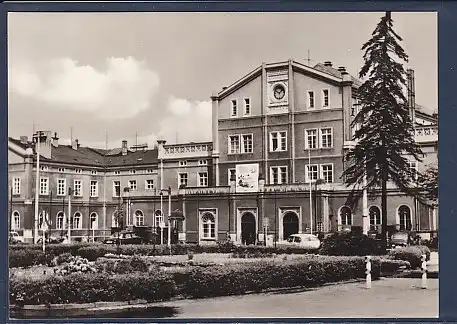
[67,187,72,243]
[308,148,313,235]
[168,186,172,249]
[33,131,46,244]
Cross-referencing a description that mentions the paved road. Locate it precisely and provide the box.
[156,278,438,319]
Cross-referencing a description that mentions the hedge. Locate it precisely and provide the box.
[319,232,385,256]
[388,245,431,269]
[10,272,176,305]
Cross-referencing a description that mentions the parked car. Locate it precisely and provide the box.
[103,231,144,245]
[9,231,24,244]
[389,232,410,249]
[285,234,321,250]
[37,235,65,244]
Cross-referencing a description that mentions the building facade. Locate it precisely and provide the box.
[8,59,438,245]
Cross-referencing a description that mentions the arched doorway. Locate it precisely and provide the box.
[241,212,256,245]
[398,205,412,231]
[283,212,299,239]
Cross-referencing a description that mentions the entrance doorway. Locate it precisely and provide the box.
[283,212,299,239]
[241,212,256,245]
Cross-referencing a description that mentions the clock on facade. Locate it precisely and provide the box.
[273,84,286,100]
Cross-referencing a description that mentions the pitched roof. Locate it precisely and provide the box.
[313,63,362,87]
[8,137,32,149]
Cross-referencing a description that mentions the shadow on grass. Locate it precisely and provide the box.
[11,306,180,319]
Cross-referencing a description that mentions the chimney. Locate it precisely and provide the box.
[324,61,332,67]
[338,66,346,73]
[20,136,28,144]
[51,132,59,147]
[71,139,79,150]
[222,86,228,91]
[122,140,128,156]
[156,139,167,160]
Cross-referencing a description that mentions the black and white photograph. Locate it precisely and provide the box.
[7,10,438,320]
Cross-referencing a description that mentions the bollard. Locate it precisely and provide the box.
[421,254,427,289]
[365,255,372,289]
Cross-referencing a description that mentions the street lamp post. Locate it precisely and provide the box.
[159,187,172,248]
[33,131,47,244]
[159,191,164,244]
[67,187,72,243]
[308,148,313,235]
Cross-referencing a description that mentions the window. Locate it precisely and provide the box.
[198,172,208,187]
[155,210,164,228]
[58,168,65,173]
[317,222,324,232]
[11,211,20,230]
[241,134,253,153]
[73,212,82,229]
[179,173,188,187]
[231,99,238,116]
[75,169,82,174]
[179,160,188,167]
[56,211,65,230]
[57,178,66,196]
[146,179,154,190]
[408,161,418,180]
[38,211,46,229]
[12,177,20,195]
[270,131,287,152]
[134,210,144,226]
[322,89,329,108]
[307,91,315,109]
[369,206,381,230]
[146,169,154,174]
[198,159,208,166]
[90,180,99,197]
[340,206,352,226]
[114,171,121,175]
[40,165,49,171]
[320,164,334,183]
[201,213,216,239]
[229,135,240,154]
[228,169,236,184]
[113,181,121,197]
[129,180,137,190]
[244,98,251,115]
[305,165,318,183]
[91,170,97,175]
[320,128,333,148]
[39,177,49,195]
[270,166,288,184]
[89,212,98,230]
[305,129,318,149]
[398,205,412,231]
[112,211,119,228]
[129,170,136,174]
[73,180,82,197]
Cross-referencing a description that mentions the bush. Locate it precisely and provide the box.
[319,232,384,256]
[94,255,150,274]
[54,252,73,266]
[55,256,97,275]
[9,249,54,268]
[388,246,429,269]
[10,272,176,305]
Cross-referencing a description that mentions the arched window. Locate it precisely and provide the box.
[73,212,82,229]
[112,211,119,228]
[398,205,412,231]
[89,212,98,230]
[340,206,352,226]
[135,210,144,226]
[56,211,65,230]
[369,206,381,229]
[201,213,216,239]
[155,210,163,228]
[38,211,48,230]
[11,211,20,230]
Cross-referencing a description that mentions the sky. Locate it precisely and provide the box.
[7,11,437,149]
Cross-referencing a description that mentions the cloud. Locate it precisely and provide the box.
[158,97,212,144]
[9,57,160,119]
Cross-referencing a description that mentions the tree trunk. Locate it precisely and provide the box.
[381,170,388,252]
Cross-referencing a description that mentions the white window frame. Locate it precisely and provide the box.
[319,127,333,149]
[112,212,119,228]
[57,178,66,196]
[179,160,188,167]
[269,166,288,185]
[40,165,49,171]
[200,210,218,240]
[134,210,145,226]
[198,159,208,166]
[231,99,238,117]
[307,91,315,109]
[322,88,330,108]
[75,169,82,174]
[146,169,154,174]
[12,177,21,195]
[128,180,137,191]
[269,131,287,152]
[145,179,154,190]
[408,161,419,180]
[73,179,82,197]
[74,212,83,229]
[228,135,241,154]
[241,134,254,153]
[39,177,49,195]
[89,212,98,230]
[91,170,97,175]
[90,180,99,197]
[179,173,188,187]
[243,97,251,116]
[198,172,209,187]
[12,211,20,230]
[129,170,136,174]
[58,168,65,173]
[113,181,121,197]
[305,128,318,150]
[114,171,121,175]
[320,163,334,183]
[56,211,65,230]
[305,164,319,183]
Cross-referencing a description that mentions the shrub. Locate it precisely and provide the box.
[55,256,97,275]
[9,272,176,305]
[388,246,428,269]
[54,252,73,266]
[94,255,150,274]
[9,249,54,268]
[319,232,384,256]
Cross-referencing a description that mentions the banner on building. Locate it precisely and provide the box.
[235,163,259,193]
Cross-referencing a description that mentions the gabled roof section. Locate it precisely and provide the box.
[104,148,158,167]
[8,138,31,157]
[312,63,362,87]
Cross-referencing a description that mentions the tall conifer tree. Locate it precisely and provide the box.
[342,12,423,247]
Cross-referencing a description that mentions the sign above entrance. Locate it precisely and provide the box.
[169,210,185,221]
[235,163,259,193]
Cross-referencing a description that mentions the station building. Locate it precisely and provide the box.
[8,59,438,245]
